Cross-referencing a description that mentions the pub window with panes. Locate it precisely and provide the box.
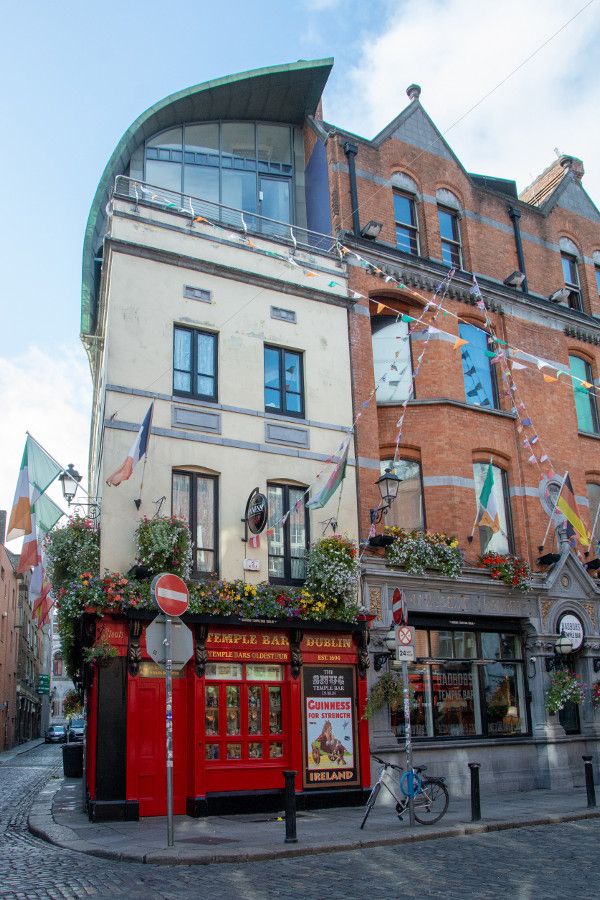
[173,326,217,401]
[393,192,419,255]
[561,253,583,311]
[172,471,218,577]
[267,483,309,584]
[204,663,285,763]
[438,206,462,269]
[264,345,304,417]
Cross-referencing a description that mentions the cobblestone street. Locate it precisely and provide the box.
[0,744,599,898]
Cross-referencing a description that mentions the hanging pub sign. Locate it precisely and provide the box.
[557,612,585,652]
[302,665,359,789]
[244,487,268,536]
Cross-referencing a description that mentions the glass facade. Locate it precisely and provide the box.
[371,316,413,403]
[390,627,526,740]
[459,323,497,409]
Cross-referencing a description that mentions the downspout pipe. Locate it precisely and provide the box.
[343,141,361,238]
[508,206,528,293]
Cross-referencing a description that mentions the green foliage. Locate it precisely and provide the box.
[363,670,414,719]
[384,528,463,578]
[546,669,585,714]
[63,689,83,718]
[82,641,118,665]
[135,516,192,578]
[45,516,99,593]
[304,535,360,611]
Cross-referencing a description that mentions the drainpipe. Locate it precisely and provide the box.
[507,206,528,293]
[343,141,361,238]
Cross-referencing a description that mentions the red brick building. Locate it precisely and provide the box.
[314,83,600,793]
[0,512,19,750]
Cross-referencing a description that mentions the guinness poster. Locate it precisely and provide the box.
[302,665,359,788]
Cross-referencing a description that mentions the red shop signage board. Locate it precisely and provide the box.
[301,633,356,665]
[301,665,359,790]
[206,629,291,664]
[151,573,189,617]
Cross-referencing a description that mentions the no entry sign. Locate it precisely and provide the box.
[151,573,189,617]
[391,588,407,625]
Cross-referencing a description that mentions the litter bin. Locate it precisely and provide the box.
[62,742,83,778]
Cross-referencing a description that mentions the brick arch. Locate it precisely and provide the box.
[472,449,511,468]
[567,346,596,368]
[368,289,426,315]
[379,443,421,463]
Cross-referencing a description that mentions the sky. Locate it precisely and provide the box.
[1,0,599,537]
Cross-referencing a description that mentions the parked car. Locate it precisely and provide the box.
[45,724,67,743]
[67,717,85,742]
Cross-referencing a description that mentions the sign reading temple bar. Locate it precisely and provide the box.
[302,665,359,789]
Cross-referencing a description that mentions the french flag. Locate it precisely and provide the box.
[106,403,154,486]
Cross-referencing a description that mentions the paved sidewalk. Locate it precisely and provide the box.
[0,737,45,764]
[28,775,600,866]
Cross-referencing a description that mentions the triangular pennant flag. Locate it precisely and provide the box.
[376,303,386,314]
[511,362,527,370]
[401,314,416,323]
[582,380,593,389]
[543,374,558,383]
[528,454,537,465]
[453,337,469,350]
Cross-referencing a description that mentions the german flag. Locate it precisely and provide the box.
[556,474,589,547]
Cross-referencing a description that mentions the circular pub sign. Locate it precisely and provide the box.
[556,612,585,652]
[245,488,268,535]
[151,572,189,617]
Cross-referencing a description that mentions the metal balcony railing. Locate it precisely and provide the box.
[113,175,338,256]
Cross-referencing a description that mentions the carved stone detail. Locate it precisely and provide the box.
[582,603,597,630]
[194,624,209,678]
[358,623,370,679]
[540,600,553,625]
[369,587,382,621]
[290,628,304,679]
[128,619,143,677]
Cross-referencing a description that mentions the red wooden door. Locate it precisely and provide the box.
[132,675,187,817]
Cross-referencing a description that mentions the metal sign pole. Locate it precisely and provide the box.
[401,659,415,827]
[165,616,174,848]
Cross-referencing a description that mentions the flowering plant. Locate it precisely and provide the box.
[45,516,100,594]
[363,670,416,719]
[135,516,192,578]
[82,641,118,665]
[546,669,585,714]
[304,535,360,611]
[591,682,600,709]
[478,553,530,592]
[384,528,463,578]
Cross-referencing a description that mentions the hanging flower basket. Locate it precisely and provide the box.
[591,682,600,709]
[384,528,463,578]
[478,553,530,592]
[135,516,192,579]
[546,669,585,714]
[363,670,416,719]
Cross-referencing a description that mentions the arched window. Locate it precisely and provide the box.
[52,654,63,677]
[436,189,462,269]
[381,459,424,531]
[570,355,599,434]
[371,315,413,403]
[560,238,583,311]
[593,251,600,297]
[459,323,498,409]
[391,173,419,255]
[473,462,513,554]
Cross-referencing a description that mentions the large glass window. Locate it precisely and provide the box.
[438,207,462,268]
[144,122,294,228]
[570,355,599,434]
[472,463,512,554]
[561,253,583,311]
[380,459,424,530]
[459,323,498,409]
[264,346,304,417]
[267,484,308,584]
[390,627,526,740]
[172,471,218,576]
[371,315,413,403]
[393,192,419,255]
[173,326,217,401]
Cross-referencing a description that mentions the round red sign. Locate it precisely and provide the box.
[151,573,189,617]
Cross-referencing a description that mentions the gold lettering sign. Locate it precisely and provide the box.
[304,636,352,649]
[207,631,290,649]
[139,661,185,679]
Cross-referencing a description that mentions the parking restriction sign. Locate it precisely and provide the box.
[396,625,415,646]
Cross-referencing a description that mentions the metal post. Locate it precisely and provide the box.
[583,756,596,809]
[282,770,298,843]
[468,763,481,822]
[401,660,415,827]
[165,616,174,847]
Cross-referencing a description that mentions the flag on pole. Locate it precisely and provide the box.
[307,438,351,509]
[31,565,53,627]
[6,436,62,541]
[556,474,589,546]
[106,403,154,486]
[17,516,40,574]
[476,462,500,533]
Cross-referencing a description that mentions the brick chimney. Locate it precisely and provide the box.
[0,510,6,546]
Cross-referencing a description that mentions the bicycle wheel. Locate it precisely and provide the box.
[413,778,449,825]
[360,782,381,829]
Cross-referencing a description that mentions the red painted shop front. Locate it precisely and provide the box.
[84,615,371,820]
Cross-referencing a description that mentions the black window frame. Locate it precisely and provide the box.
[264,344,304,418]
[561,252,583,311]
[393,191,419,255]
[173,325,218,402]
[267,482,310,586]
[437,206,462,269]
[171,470,219,579]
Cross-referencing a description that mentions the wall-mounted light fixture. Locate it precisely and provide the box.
[503,271,526,288]
[545,631,574,672]
[370,468,401,525]
[360,220,383,240]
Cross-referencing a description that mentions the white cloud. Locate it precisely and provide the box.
[326,0,600,201]
[0,345,91,544]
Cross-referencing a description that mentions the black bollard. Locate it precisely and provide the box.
[582,756,596,809]
[282,770,298,843]
[468,762,481,822]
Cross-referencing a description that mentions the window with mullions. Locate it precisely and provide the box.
[172,471,218,576]
[438,207,462,268]
[267,484,309,584]
[570,355,599,434]
[173,326,217,401]
[264,346,304,417]
[459,323,498,409]
[393,192,419,255]
[380,459,424,530]
[472,463,512,555]
[371,316,413,403]
[390,628,526,740]
[561,253,583,311]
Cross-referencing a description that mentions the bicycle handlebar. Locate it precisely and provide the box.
[371,754,403,772]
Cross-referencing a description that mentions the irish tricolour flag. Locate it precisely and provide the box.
[106,404,154,486]
[476,462,500,533]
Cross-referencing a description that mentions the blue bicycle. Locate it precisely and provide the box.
[360,754,449,828]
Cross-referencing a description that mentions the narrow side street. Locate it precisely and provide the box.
[0,744,598,899]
